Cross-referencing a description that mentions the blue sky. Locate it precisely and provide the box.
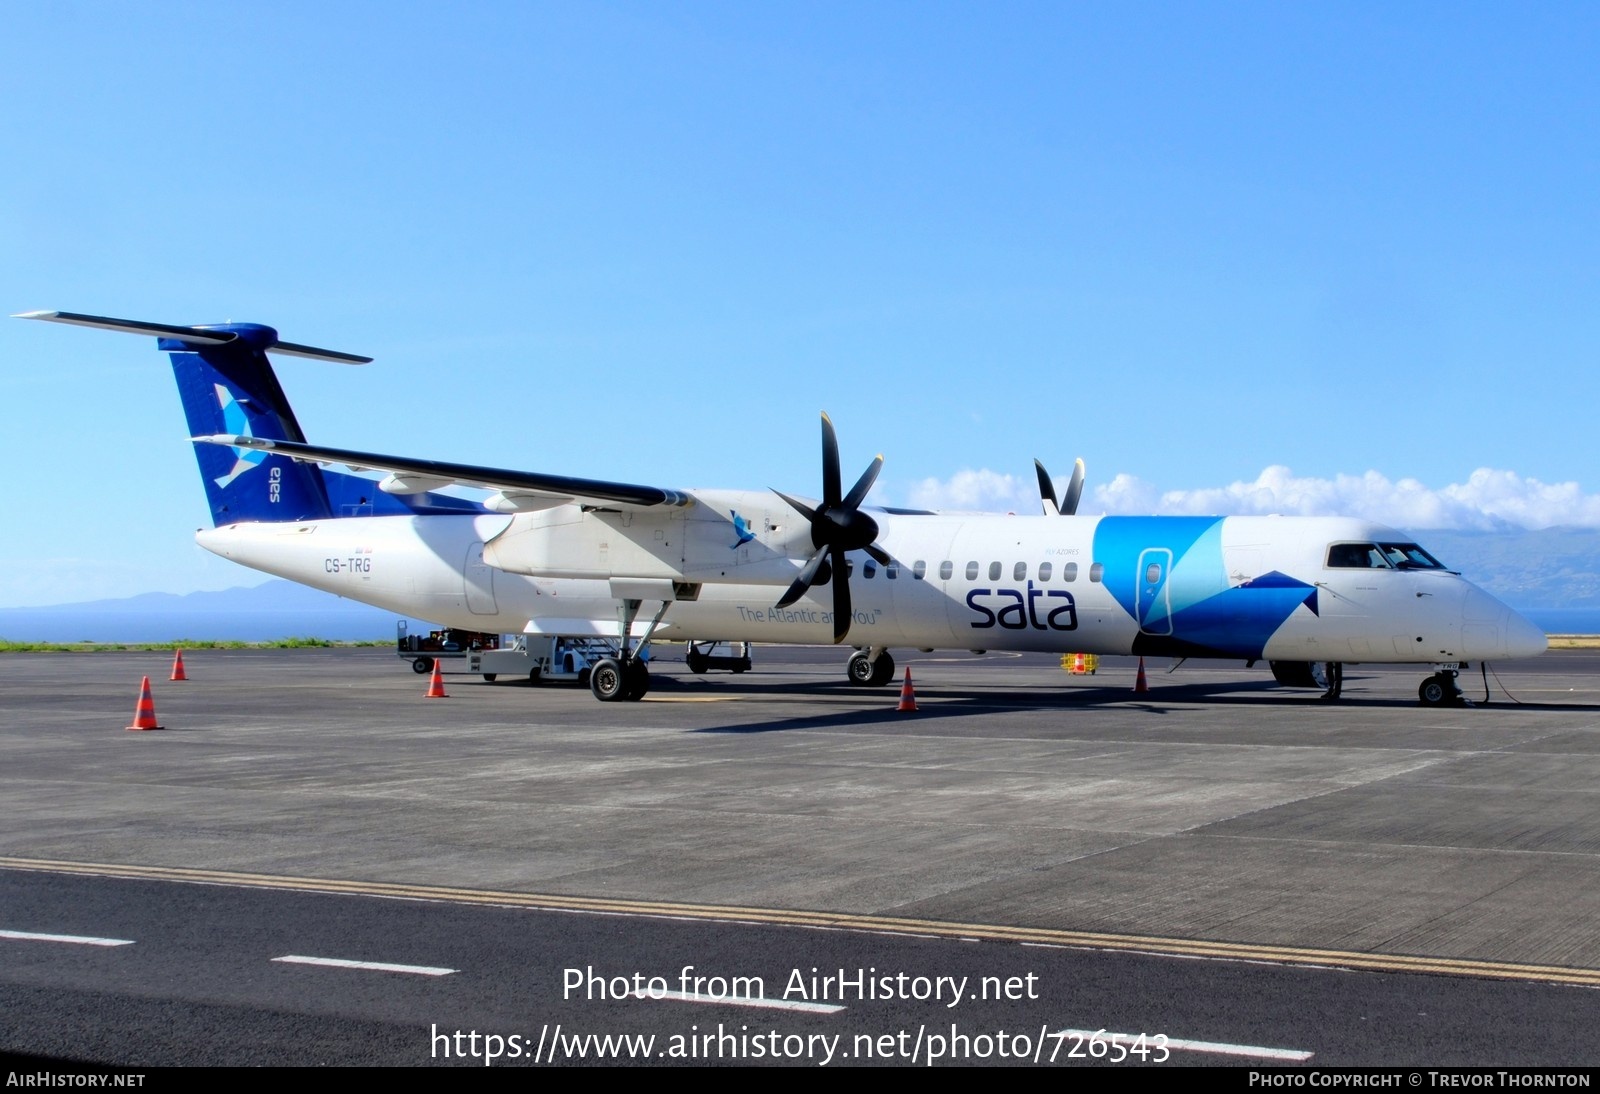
[3,2,1598,606]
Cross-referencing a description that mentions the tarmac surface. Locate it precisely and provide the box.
[4,645,1599,976]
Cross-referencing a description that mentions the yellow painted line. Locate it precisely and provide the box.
[4,856,1598,987]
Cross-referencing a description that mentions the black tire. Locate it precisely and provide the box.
[528,667,542,685]
[687,650,708,674]
[482,674,497,682]
[848,652,896,687]
[411,658,433,675]
[624,660,650,701]
[1270,661,1331,689]
[869,652,897,687]
[590,658,626,702]
[1418,675,1450,705]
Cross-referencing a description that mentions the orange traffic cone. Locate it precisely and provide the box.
[1133,656,1149,693]
[425,660,449,698]
[170,649,188,681]
[897,667,918,712]
[127,676,164,731]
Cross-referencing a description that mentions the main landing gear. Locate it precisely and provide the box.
[1268,660,1343,699]
[847,648,896,687]
[590,656,650,702]
[589,593,673,703]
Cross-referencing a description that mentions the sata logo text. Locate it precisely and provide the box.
[967,581,1077,631]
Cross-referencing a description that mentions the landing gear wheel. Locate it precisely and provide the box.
[847,652,874,685]
[412,658,433,675]
[847,651,896,686]
[623,660,650,701]
[869,652,896,686]
[1418,674,1454,706]
[590,658,626,702]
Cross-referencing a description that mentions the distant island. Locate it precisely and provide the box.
[0,581,428,644]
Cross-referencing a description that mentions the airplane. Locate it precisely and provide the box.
[18,310,1549,706]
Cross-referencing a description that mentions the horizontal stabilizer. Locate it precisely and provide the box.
[14,310,371,364]
[196,434,692,511]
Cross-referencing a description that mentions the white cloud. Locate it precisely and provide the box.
[898,467,1600,530]
[906,469,1036,513]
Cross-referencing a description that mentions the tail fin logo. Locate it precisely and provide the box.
[211,383,267,488]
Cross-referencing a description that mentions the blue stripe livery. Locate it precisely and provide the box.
[1093,517,1319,659]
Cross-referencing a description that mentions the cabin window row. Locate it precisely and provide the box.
[855,559,1106,583]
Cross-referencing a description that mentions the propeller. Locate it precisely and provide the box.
[1034,457,1086,516]
[773,412,892,643]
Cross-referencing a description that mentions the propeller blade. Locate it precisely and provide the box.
[776,546,830,608]
[1061,458,1086,516]
[772,489,818,525]
[1034,459,1060,516]
[830,545,852,642]
[841,453,883,511]
[820,412,842,506]
[775,411,887,639]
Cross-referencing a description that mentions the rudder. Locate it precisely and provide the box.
[166,323,338,524]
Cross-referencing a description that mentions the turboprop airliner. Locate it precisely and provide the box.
[18,310,1548,705]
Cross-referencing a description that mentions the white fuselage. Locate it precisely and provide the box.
[195,489,1547,665]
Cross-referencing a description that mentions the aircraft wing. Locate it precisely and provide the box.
[195,435,691,511]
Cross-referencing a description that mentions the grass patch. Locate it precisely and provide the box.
[1547,635,1600,650]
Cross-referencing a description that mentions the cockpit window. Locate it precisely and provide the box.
[1327,543,1388,568]
[1327,541,1448,570]
[1378,543,1446,570]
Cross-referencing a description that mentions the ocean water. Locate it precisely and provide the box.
[1522,610,1600,636]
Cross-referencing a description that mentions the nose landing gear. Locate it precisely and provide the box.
[1418,668,1467,706]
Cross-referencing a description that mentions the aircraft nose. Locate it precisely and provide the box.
[1503,608,1549,659]
[1461,583,1547,660]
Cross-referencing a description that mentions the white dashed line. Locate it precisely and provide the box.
[272,954,457,976]
[1055,1028,1313,1061]
[1,929,134,947]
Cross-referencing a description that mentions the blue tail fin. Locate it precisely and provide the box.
[16,310,483,526]
[164,323,341,524]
